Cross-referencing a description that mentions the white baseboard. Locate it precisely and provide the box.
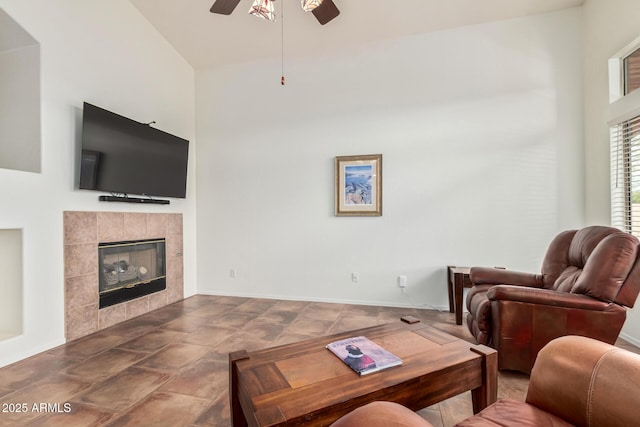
[196,290,448,312]
[619,331,640,348]
[0,337,65,369]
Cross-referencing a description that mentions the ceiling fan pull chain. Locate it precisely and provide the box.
[281,0,285,85]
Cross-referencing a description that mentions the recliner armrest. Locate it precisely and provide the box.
[526,336,640,427]
[487,285,613,311]
[470,267,543,288]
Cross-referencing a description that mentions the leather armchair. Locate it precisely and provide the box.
[329,401,433,427]
[466,225,640,372]
[330,336,640,427]
[455,335,640,426]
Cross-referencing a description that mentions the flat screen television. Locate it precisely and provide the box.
[79,102,189,199]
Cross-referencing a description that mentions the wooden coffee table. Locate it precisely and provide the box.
[229,321,497,426]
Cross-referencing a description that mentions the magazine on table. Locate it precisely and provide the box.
[326,336,402,376]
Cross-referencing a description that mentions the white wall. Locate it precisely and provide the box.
[0,0,196,368]
[196,10,584,309]
[583,0,640,346]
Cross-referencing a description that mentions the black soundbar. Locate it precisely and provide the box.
[99,195,170,205]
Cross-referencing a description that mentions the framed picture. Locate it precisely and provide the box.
[335,154,382,216]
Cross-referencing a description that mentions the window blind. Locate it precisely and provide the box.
[611,113,640,237]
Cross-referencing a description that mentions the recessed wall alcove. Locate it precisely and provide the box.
[0,7,41,173]
[0,229,23,341]
[63,211,184,341]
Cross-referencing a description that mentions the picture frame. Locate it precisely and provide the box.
[335,154,382,216]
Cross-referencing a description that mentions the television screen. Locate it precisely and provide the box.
[79,102,189,199]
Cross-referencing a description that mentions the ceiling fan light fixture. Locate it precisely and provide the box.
[301,0,324,12]
[249,0,276,21]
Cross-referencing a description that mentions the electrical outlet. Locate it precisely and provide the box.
[230,268,237,278]
[351,272,360,283]
[398,275,407,288]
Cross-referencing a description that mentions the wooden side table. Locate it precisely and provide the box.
[447,266,472,325]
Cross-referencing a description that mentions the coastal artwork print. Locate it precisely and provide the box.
[335,154,382,216]
[345,164,373,205]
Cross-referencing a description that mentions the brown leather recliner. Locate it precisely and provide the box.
[454,336,640,426]
[330,336,640,427]
[466,225,640,373]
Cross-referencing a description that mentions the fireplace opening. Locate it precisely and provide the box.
[99,238,166,308]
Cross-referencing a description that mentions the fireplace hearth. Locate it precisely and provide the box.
[99,238,166,308]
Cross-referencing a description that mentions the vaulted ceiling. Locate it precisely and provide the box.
[130,0,584,69]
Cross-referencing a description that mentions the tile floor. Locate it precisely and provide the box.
[0,295,637,426]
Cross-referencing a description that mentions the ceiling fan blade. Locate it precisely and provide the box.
[210,0,242,15]
[312,0,340,25]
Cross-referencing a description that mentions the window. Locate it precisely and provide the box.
[611,114,640,237]
[609,39,640,237]
[624,48,640,96]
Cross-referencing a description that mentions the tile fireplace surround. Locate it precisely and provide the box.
[63,211,183,341]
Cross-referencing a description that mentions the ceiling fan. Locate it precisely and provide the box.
[210,0,340,25]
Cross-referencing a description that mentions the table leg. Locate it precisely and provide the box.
[447,266,454,313]
[454,272,464,325]
[229,350,250,427]
[470,345,498,413]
